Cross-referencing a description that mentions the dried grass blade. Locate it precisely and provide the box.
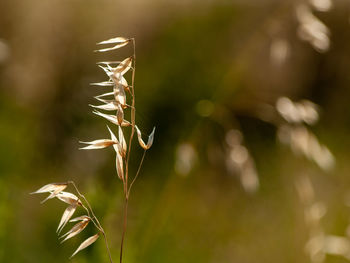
[93,110,131,127]
[114,57,132,76]
[146,127,156,149]
[111,73,128,89]
[93,110,120,126]
[120,76,128,89]
[95,42,130,52]
[135,125,147,149]
[118,127,127,157]
[70,215,91,222]
[107,125,123,155]
[98,65,113,77]
[89,103,118,111]
[31,183,67,195]
[116,105,124,125]
[107,125,118,142]
[70,233,100,258]
[40,193,56,204]
[114,85,126,107]
[97,37,129,45]
[79,139,116,150]
[116,151,124,180]
[57,204,77,234]
[94,98,114,104]
[90,81,114,87]
[40,190,65,204]
[56,192,80,206]
[97,61,123,65]
[135,126,156,150]
[61,220,90,243]
[95,92,114,98]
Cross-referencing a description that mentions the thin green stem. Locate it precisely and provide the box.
[127,150,146,198]
[102,231,114,263]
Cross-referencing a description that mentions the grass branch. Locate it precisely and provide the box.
[128,149,147,198]
[120,37,136,263]
[68,181,114,263]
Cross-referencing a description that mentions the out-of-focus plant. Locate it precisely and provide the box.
[296,175,350,262]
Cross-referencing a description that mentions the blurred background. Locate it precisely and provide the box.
[1,0,350,262]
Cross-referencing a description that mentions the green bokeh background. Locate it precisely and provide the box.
[1,0,350,262]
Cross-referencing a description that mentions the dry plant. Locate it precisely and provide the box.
[188,96,345,259]
[31,37,155,263]
[296,176,350,262]
[270,0,332,65]
[170,1,335,194]
[224,129,259,194]
[275,97,334,171]
[296,0,332,53]
[185,96,333,193]
[224,96,346,260]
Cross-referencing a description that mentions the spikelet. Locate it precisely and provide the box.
[31,183,68,203]
[296,176,350,262]
[225,130,259,194]
[70,233,100,258]
[79,139,117,150]
[95,36,130,52]
[296,3,331,52]
[135,126,156,150]
[60,217,90,243]
[57,204,77,234]
[276,97,334,171]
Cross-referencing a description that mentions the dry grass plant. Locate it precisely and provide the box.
[296,175,350,262]
[31,37,155,263]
